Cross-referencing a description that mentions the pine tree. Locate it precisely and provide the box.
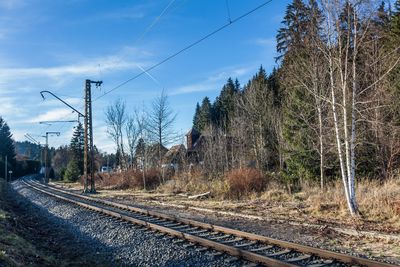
[0,117,16,179]
[192,103,201,131]
[390,0,400,124]
[392,0,400,37]
[276,0,309,61]
[64,159,80,182]
[278,0,324,186]
[198,97,212,132]
[70,122,84,174]
[215,77,238,132]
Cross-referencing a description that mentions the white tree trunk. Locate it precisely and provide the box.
[329,55,354,215]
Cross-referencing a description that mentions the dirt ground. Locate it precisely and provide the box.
[53,181,400,265]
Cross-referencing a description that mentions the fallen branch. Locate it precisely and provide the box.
[188,191,210,199]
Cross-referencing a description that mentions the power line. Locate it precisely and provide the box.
[94,0,273,101]
[98,0,177,94]
[225,0,232,23]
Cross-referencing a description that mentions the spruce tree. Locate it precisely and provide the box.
[70,122,84,174]
[276,0,309,61]
[0,117,16,179]
[390,0,400,124]
[216,77,237,132]
[64,159,80,182]
[198,97,212,132]
[278,0,323,185]
[192,103,201,131]
[392,0,400,36]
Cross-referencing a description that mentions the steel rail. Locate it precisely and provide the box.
[23,180,295,267]
[23,179,398,267]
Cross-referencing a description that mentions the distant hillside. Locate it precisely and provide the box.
[15,141,40,161]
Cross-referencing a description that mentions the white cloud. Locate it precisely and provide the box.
[254,37,276,47]
[0,96,24,116]
[170,65,253,95]
[170,82,216,95]
[28,108,77,123]
[0,57,143,82]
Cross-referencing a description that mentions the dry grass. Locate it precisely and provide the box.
[225,168,267,199]
[160,174,400,229]
[304,179,400,225]
[159,168,269,200]
[159,171,230,199]
[89,167,400,229]
[94,169,161,190]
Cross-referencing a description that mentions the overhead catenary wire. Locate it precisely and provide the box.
[33,1,179,141]
[225,0,232,23]
[30,0,273,148]
[98,0,177,94]
[94,0,273,102]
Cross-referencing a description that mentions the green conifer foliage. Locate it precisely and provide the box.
[0,117,16,179]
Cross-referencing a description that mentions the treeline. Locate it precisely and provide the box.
[51,123,116,181]
[0,118,41,179]
[192,0,400,213]
[0,117,16,179]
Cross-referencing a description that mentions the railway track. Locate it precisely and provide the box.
[22,179,396,267]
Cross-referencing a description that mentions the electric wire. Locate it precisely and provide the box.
[225,0,232,23]
[29,0,272,148]
[93,0,273,102]
[34,0,179,141]
[97,0,177,94]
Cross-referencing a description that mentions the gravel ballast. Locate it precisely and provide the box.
[12,180,248,267]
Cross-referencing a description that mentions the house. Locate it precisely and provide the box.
[134,143,168,170]
[186,128,207,164]
[162,144,187,172]
[185,128,200,150]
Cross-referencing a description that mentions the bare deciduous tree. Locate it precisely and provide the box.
[126,111,140,169]
[105,99,127,169]
[147,90,177,170]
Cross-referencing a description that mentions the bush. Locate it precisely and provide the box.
[64,160,80,182]
[59,167,67,180]
[94,169,161,190]
[225,168,267,199]
[131,168,161,190]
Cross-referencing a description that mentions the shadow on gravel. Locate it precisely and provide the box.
[11,179,213,267]
[7,180,114,267]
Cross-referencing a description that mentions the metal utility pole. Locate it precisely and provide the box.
[42,132,60,183]
[40,84,101,193]
[40,90,85,187]
[83,79,102,193]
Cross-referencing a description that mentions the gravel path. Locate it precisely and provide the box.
[12,180,250,267]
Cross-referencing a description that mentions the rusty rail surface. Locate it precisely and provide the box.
[22,179,398,267]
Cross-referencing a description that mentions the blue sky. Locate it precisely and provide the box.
[0,0,290,153]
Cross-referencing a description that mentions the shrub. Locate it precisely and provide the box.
[131,168,161,190]
[64,160,80,182]
[225,168,267,199]
[93,169,161,190]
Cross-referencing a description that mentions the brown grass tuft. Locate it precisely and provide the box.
[93,169,161,190]
[225,168,267,199]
